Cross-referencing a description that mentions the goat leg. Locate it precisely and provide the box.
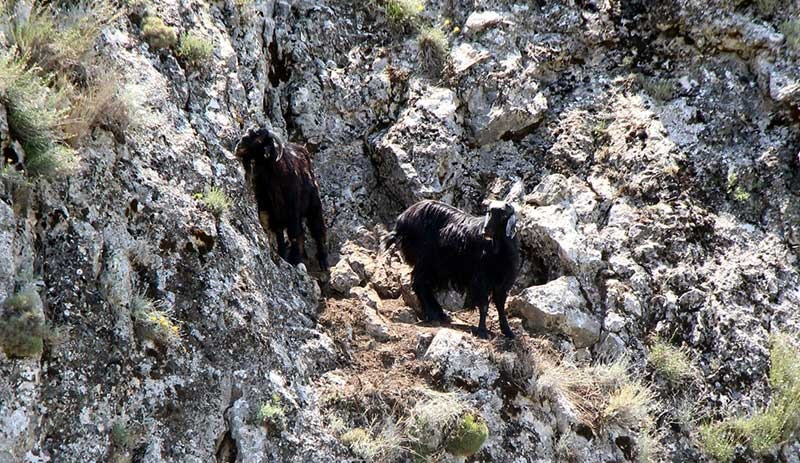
[493,289,515,339]
[306,199,329,271]
[286,218,304,266]
[472,297,492,339]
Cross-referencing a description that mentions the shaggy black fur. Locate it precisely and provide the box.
[384,199,520,338]
[236,127,328,271]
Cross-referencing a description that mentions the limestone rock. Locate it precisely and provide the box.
[509,277,601,348]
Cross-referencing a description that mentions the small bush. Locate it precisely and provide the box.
[445,413,488,457]
[698,423,736,461]
[200,187,230,217]
[6,0,118,76]
[177,32,213,68]
[0,288,45,359]
[0,52,75,177]
[648,339,697,385]
[698,334,800,458]
[406,390,465,459]
[641,77,674,101]
[110,420,136,449]
[603,382,658,428]
[256,395,287,435]
[141,16,177,50]
[340,422,403,461]
[755,0,779,17]
[131,294,181,349]
[417,26,448,76]
[726,171,751,202]
[385,0,424,29]
[780,20,800,50]
[64,73,131,144]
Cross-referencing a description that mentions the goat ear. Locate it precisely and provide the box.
[505,213,517,239]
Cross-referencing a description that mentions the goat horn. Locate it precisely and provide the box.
[506,213,517,239]
[273,133,285,162]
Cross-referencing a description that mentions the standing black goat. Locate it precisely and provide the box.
[384,199,520,339]
[236,127,329,271]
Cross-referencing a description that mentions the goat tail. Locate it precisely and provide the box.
[381,230,400,255]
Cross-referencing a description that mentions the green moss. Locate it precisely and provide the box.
[445,413,488,457]
[385,0,424,29]
[256,395,286,434]
[141,16,177,50]
[177,32,213,68]
[0,288,45,359]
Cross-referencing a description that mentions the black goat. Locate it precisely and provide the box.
[384,200,520,339]
[236,127,328,271]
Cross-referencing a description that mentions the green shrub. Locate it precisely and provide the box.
[110,420,136,449]
[177,32,213,68]
[648,340,697,385]
[385,0,424,29]
[698,334,800,458]
[5,0,118,75]
[200,187,230,217]
[726,171,750,202]
[780,20,800,50]
[340,423,403,461]
[0,288,45,359]
[141,16,177,50]
[417,26,448,76]
[131,294,181,349]
[641,77,674,101]
[0,52,75,177]
[256,395,287,434]
[603,382,657,428]
[755,0,779,17]
[698,423,736,462]
[445,413,488,457]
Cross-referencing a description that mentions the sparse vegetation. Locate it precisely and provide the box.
[141,15,177,50]
[256,394,287,435]
[698,423,737,461]
[177,32,213,68]
[384,0,424,29]
[0,52,75,176]
[445,413,488,457]
[648,339,697,386]
[340,422,404,461]
[110,420,135,449]
[416,26,448,76]
[131,293,181,349]
[199,186,230,217]
[755,0,779,17]
[0,1,132,176]
[641,76,675,102]
[726,171,751,202]
[780,20,800,50]
[698,334,800,459]
[0,287,45,358]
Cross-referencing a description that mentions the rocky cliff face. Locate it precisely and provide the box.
[1,0,800,462]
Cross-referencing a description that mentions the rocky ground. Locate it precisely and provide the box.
[1,0,800,462]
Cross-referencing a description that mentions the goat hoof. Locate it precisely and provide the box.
[472,327,493,339]
[436,312,452,324]
[502,329,516,339]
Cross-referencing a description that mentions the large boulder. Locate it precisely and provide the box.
[508,276,601,348]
